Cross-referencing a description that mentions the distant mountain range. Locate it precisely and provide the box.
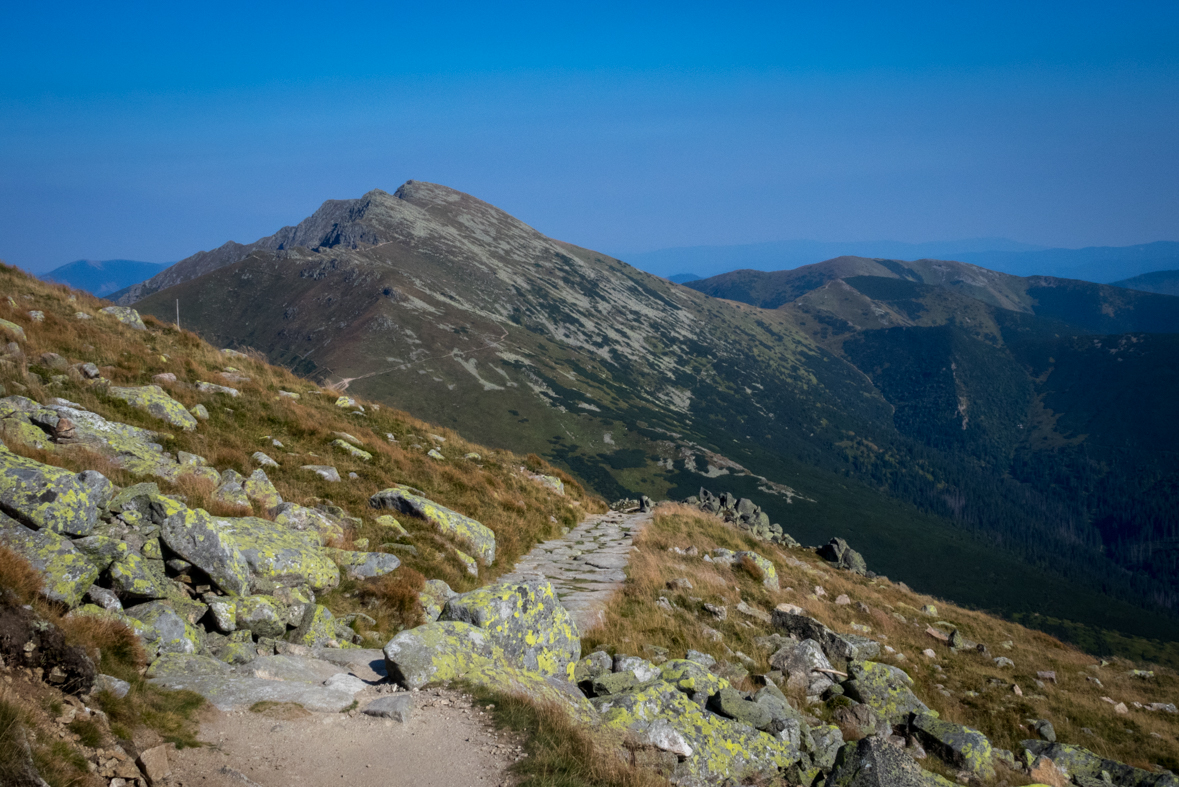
[115,181,1179,651]
[631,239,1179,284]
[1113,269,1179,297]
[41,259,170,297]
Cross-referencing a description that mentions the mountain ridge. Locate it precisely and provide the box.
[126,181,1179,646]
[41,258,169,297]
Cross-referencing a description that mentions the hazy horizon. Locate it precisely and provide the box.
[3,3,1177,272]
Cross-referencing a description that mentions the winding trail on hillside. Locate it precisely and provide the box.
[500,509,653,632]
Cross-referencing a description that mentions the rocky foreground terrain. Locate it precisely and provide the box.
[0,264,1177,787]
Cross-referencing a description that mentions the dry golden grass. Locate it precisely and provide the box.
[0,545,43,605]
[584,505,1179,775]
[467,686,669,787]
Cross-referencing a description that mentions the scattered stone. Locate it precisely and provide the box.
[197,381,240,397]
[910,713,995,779]
[302,465,341,482]
[363,694,415,722]
[994,656,1014,668]
[817,537,868,575]
[99,306,147,330]
[252,451,279,468]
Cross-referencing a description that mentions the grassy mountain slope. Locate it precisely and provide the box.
[692,258,1179,620]
[121,185,1179,652]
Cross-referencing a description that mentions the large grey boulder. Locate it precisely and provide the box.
[817,537,868,575]
[272,502,347,545]
[159,505,251,596]
[771,639,836,698]
[910,713,995,779]
[827,736,948,787]
[107,385,199,431]
[841,661,930,724]
[0,447,107,536]
[0,512,98,606]
[772,610,879,662]
[439,576,579,677]
[124,601,204,657]
[217,516,340,593]
[1021,740,1179,787]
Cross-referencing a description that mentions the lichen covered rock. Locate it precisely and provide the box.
[99,306,147,331]
[242,469,282,512]
[219,516,340,592]
[0,512,99,605]
[418,579,456,622]
[236,595,287,639]
[332,439,372,461]
[910,713,995,779]
[125,601,204,657]
[108,553,168,600]
[371,484,496,565]
[0,445,107,535]
[439,576,579,677]
[842,661,930,724]
[827,736,950,787]
[594,679,802,786]
[1021,740,1176,787]
[736,550,779,590]
[772,610,880,662]
[383,620,499,688]
[107,385,199,430]
[273,502,347,545]
[326,548,400,580]
[159,505,251,596]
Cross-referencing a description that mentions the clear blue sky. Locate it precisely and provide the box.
[2,1,1177,272]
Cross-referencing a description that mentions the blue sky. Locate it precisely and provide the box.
[2,1,1177,272]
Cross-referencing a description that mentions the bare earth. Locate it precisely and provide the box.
[169,687,519,787]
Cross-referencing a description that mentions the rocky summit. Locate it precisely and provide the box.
[0,230,1177,787]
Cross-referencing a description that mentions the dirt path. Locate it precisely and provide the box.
[499,509,653,631]
[169,686,519,787]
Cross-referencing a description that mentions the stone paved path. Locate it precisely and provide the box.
[500,509,653,633]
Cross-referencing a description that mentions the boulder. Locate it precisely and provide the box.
[0,318,27,341]
[196,381,239,397]
[272,502,347,545]
[708,687,772,730]
[217,516,340,592]
[326,549,401,580]
[1021,740,1178,787]
[772,639,835,698]
[159,506,251,596]
[235,595,287,639]
[910,712,995,779]
[146,653,358,713]
[211,472,250,508]
[332,439,372,461]
[735,551,779,590]
[125,601,203,657]
[107,385,198,430]
[439,576,579,677]
[592,671,640,696]
[0,446,107,535]
[593,679,802,786]
[817,537,868,575]
[771,610,879,662]
[99,306,147,330]
[107,553,168,601]
[301,465,341,482]
[418,579,457,622]
[288,604,338,647]
[841,661,930,724]
[371,485,496,565]
[383,620,499,688]
[0,513,98,606]
[827,736,948,787]
[242,469,282,512]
